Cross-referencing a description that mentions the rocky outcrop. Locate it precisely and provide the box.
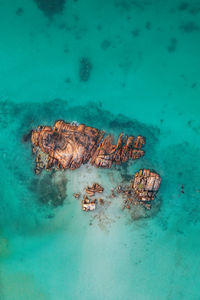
[82,195,96,212]
[117,169,161,209]
[132,169,161,202]
[73,193,81,199]
[85,183,104,197]
[31,120,145,174]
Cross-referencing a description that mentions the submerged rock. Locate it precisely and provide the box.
[79,57,92,82]
[31,120,145,174]
[34,0,66,17]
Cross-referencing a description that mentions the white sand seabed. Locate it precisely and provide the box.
[48,163,126,234]
[67,163,124,221]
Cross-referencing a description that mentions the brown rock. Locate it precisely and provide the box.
[119,169,161,210]
[34,0,66,17]
[110,189,116,198]
[116,185,123,193]
[98,198,105,205]
[132,169,161,203]
[82,195,96,212]
[31,120,145,174]
[86,183,104,196]
[73,193,81,199]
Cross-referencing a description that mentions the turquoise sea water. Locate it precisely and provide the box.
[0,0,200,299]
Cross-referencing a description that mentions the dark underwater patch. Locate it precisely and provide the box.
[180,21,199,33]
[177,2,200,15]
[33,0,66,17]
[145,21,152,30]
[16,7,24,16]
[178,2,189,11]
[131,29,140,37]
[30,172,67,207]
[101,40,111,50]
[79,57,92,82]
[167,38,178,53]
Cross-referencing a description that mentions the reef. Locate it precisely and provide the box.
[34,0,66,17]
[82,195,96,212]
[117,169,161,209]
[31,120,145,174]
[30,171,67,207]
[79,57,92,81]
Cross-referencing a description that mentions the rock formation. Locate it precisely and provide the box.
[132,169,161,202]
[73,193,81,199]
[117,169,161,209]
[31,120,145,174]
[85,183,104,197]
[82,195,96,212]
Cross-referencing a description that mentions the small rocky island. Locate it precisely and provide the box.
[117,169,161,210]
[76,170,161,212]
[28,120,161,213]
[31,120,145,174]
[81,183,104,211]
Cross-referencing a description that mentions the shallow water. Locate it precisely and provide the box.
[0,0,200,299]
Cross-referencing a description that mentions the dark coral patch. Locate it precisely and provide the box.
[180,21,199,33]
[34,0,66,17]
[79,57,92,82]
[30,172,67,207]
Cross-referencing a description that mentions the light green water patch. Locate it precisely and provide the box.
[0,271,48,300]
